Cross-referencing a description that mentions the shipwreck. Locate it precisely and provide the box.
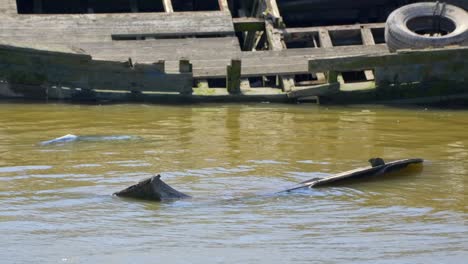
[0,0,467,104]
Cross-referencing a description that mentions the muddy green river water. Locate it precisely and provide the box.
[0,103,466,263]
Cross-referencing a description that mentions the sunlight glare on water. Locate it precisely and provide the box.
[0,103,466,263]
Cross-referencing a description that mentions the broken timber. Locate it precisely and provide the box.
[0,0,467,104]
[114,175,190,201]
[278,158,424,193]
[114,158,424,202]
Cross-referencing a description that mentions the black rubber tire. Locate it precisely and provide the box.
[385,2,468,52]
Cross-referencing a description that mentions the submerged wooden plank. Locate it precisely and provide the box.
[279,158,424,192]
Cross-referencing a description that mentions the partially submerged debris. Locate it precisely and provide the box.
[114,175,191,201]
[40,134,140,145]
[114,158,423,202]
[278,158,423,193]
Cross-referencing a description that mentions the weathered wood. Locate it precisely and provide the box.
[0,45,194,95]
[287,83,340,99]
[264,0,282,18]
[265,18,295,91]
[113,159,424,202]
[317,29,338,85]
[114,175,191,201]
[218,0,230,12]
[361,27,376,81]
[0,12,235,43]
[309,47,468,73]
[284,23,385,41]
[279,158,424,192]
[162,0,174,13]
[227,59,242,94]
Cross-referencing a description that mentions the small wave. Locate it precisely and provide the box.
[39,134,142,145]
[0,165,52,173]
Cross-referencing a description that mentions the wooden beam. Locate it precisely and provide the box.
[218,0,230,12]
[263,1,295,92]
[264,0,281,18]
[163,0,174,13]
[361,28,376,46]
[179,59,193,94]
[227,59,242,94]
[287,83,340,99]
[309,47,468,73]
[286,23,385,35]
[317,29,335,83]
[318,29,333,48]
[361,27,376,80]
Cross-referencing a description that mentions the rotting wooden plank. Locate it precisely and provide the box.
[218,0,230,12]
[265,19,295,92]
[162,0,174,13]
[287,83,340,99]
[0,12,235,44]
[361,27,376,81]
[317,29,336,84]
[179,59,193,94]
[265,0,282,18]
[192,45,390,78]
[0,0,16,15]
[308,47,468,73]
[279,159,424,192]
[285,23,385,36]
[227,59,242,94]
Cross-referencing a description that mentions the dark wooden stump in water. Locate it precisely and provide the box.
[114,175,191,201]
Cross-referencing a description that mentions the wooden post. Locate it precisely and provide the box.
[179,59,193,95]
[227,59,242,94]
[163,0,174,13]
[33,0,43,13]
[261,0,295,91]
[265,0,281,18]
[218,0,230,12]
[318,29,333,48]
[265,19,295,91]
[361,27,376,81]
[318,29,338,84]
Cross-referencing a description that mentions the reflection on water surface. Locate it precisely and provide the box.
[0,103,466,263]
